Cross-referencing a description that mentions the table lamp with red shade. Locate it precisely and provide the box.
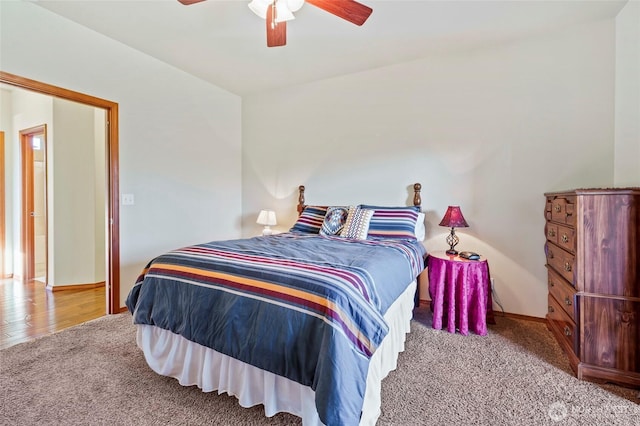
[439,206,469,255]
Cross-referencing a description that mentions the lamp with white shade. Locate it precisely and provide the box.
[257,210,277,235]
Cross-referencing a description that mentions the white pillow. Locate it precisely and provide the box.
[415,212,426,241]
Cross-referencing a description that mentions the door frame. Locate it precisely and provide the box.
[19,124,47,282]
[0,71,120,314]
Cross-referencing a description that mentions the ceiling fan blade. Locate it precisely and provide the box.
[177,0,206,5]
[266,4,287,47]
[306,0,373,26]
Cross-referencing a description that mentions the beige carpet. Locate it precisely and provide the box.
[1,306,638,425]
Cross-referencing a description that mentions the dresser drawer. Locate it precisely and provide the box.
[545,242,576,285]
[545,222,575,252]
[545,222,558,244]
[549,196,576,227]
[547,269,577,321]
[555,224,575,253]
[547,294,578,356]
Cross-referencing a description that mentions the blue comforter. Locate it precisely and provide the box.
[126,232,425,425]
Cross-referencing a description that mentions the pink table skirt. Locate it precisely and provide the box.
[427,254,495,336]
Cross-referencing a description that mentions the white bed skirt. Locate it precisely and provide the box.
[136,280,416,426]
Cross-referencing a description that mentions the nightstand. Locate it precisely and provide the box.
[427,251,495,336]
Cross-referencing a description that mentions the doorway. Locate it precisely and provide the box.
[20,125,47,283]
[0,71,120,314]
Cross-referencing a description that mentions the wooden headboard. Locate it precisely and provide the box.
[297,182,422,215]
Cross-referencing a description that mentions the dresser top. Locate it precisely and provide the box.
[545,188,640,197]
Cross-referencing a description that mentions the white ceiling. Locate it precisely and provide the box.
[32,0,627,96]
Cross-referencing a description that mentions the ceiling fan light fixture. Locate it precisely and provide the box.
[249,0,296,22]
[286,0,305,12]
[248,0,270,19]
[275,0,295,22]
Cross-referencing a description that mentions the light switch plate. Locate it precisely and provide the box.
[121,193,135,205]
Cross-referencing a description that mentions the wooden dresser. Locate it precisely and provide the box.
[544,188,640,388]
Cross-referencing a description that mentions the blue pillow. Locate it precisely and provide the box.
[360,205,421,240]
[289,206,328,234]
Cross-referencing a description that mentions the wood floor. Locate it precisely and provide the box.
[0,278,106,350]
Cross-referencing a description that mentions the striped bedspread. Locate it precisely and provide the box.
[126,232,425,425]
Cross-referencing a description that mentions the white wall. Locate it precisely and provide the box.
[51,98,101,286]
[94,109,106,282]
[242,19,617,318]
[614,0,640,186]
[1,1,242,306]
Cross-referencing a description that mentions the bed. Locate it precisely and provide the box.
[126,183,427,425]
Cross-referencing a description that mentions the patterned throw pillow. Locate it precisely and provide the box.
[289,206,328,234]
[361,205,421,240]
[320,206,349,236]
[340,206,374,240]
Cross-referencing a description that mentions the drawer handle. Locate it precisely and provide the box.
[549,280,554,287]
[564,297,572,306]
[548,250,554,259]
[564,262,572,272]
[548,229,556,237]
[561,234,569,243]
[548,305,555,313]
[564,326,572,336]
[554,204,562,213]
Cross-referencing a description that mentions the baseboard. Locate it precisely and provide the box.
[117,306,128,314]
[490,311,546,323]
[2,273,13,279]
[418,299,546,323]
[47,281,105,292]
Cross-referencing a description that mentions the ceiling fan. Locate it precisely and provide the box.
[178,0,373,47]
